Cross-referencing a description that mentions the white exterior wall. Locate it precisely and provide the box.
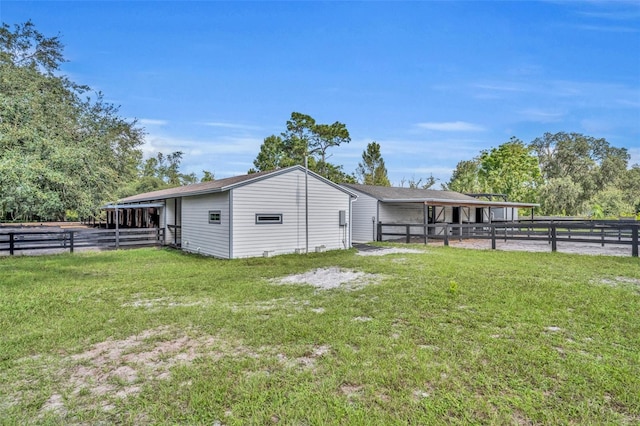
[378,203,425,242]
[348,189,378,243]
[379,203,425,224]
[491,207,518,221]
[163,198,181,245]
[181,192,230,258]
[231,169,352,258]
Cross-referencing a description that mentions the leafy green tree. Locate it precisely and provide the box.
[0,21,144,220]
[589,187,634,218]
[201,170,215,182]
[478,137,542,203]
[356,142,390,186]
[538,177,583,216]
[310,121,350,177]
[444,138,541,203]
[119,151,197,197]
[530,132,629,214]
[618,165,640,214]
[251,135,300,172]
[250,112,352,183]
[444,159,482,193]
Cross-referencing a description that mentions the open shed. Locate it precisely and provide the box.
[341,184,537,243]
[108,166,357,258]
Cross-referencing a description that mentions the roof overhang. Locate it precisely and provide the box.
[381,198,539,208]
[102,202,165,210]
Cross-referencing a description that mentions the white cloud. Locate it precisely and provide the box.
[416,121,485,132]
[573,24,638,33]
[141,133,263,158]
[139,119,168,126]
[473,83,530,93]
[518,109,565,123]
[200,121,262,131]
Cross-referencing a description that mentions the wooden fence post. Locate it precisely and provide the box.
[444,224,449,246]
[551,225,557,252]
[69,231,74,253]
[601,227,605,247]
[491,224,496,250]
[377,222,382,242]
[9,233,14,256]
[632,225,638,258]
[491,225,496,250]
[406,225,411,244]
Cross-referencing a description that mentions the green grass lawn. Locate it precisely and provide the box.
[1,246,639,425]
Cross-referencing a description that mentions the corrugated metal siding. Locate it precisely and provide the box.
[181,193,230,258]
[348,189,378,242]
[232,169,351,258]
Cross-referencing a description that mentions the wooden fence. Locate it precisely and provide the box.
[0,228,165,256]
[377,221,639,257]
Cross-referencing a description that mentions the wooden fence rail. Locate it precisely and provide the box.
[0,228,164,256]
[377,222,639,257]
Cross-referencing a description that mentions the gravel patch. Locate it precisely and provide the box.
[448,238,633,257]
[273,267,381,290]
[599,276,640,287]
[356,247,426,256]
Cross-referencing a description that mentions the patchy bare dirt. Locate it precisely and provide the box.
[3,326,338,419]
[7,327,261,417]
[122,296,206,309]
[272,267,382,291]
[598,276,640,287]
[65,327,223,400]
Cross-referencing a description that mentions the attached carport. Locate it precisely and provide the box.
[341,183,538,243]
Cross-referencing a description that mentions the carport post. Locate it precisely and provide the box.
[115,207,120,249]
[423,203,428,245]
[491,225,496,250]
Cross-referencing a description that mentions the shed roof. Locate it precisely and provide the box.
[341,183,538,208]
[118,166,357,204]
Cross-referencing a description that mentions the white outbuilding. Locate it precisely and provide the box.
[341,183,537,243]
[112,166,357,258]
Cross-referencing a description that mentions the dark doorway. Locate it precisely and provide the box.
[452,207,460,223]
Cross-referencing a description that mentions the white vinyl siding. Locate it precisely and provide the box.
[307,175,351,252]
[379,203,425,224]
[164,198,181,245]
[347,189,379,242]
[232,169,351,258]
[378,203,424,241]
[181,192,230,258]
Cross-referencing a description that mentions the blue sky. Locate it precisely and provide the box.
[2,1,639,186]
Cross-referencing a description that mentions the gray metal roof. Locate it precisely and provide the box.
[341,183,538,208]
[117,165,357,204]
[342,184,479,202]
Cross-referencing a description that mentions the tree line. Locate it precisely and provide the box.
[444,134,639,218]
[1,21,637,221]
